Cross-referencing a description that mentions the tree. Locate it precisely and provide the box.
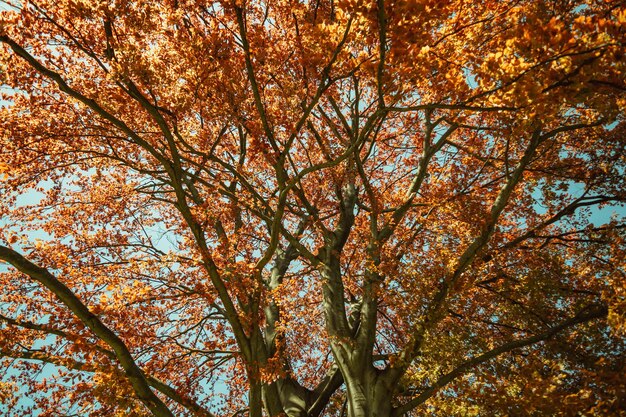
[0,0,624,415]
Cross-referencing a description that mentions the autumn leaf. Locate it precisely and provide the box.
[0,1,624,417]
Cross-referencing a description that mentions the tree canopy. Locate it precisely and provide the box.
[0,0,625,416]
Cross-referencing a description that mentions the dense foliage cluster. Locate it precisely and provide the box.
[0,0,624,416]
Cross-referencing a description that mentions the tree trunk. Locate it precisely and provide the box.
[343,368,393,417]
[248,380,264,417]
[262,378,310,417]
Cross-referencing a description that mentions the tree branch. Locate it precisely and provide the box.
[392,304,608,416]
[0,245,175,417]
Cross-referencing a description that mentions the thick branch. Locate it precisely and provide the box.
[390,129,544,376]
[392,304,608,416]
[235,6,278,154]
[0,36,168,170]
[0,245,174,417]
[0,348,215,417]
[308,365,344,417]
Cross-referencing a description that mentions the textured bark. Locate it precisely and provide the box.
[343,369,393,417]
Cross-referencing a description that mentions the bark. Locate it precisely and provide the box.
[272,379,311,417]
[249,381,264,417]
[342,368,393,417]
